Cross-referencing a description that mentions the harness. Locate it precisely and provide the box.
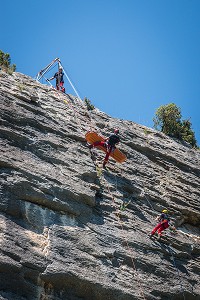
[104,141,115,153]
[54,71,64,83]
[160,219,169,229]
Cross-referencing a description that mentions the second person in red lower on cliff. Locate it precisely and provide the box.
[150,209,170,238]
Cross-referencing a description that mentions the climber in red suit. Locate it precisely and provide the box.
[89,129,120,168]
[150,209,170,237]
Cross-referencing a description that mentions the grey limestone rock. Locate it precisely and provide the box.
[0,71,200,299]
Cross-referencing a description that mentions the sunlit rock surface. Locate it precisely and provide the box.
[0,71,200,300]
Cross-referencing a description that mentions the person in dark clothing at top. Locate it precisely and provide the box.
[48,67,65,93]
[89,129,120,168]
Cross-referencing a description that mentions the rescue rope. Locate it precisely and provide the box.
[44,72,89,134]
[141,180,187,299]
[88,149,146,299]
[35,59,186,299]
[99,169,146,300]
[36,59,98,133]
[167,245,186,300]
[59,62,82,102]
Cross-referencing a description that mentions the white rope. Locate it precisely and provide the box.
[36,58,84,106]
[59,62,82,101]
[35,58,98,133]
[167,245,186,300]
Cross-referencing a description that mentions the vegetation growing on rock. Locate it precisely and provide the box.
[153,103,197,147]
[0,50,16,74]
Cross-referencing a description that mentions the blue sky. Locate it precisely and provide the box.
[1,0,200,145]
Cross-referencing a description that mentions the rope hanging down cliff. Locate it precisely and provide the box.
[88,145,146,299]
[35,57,97,132]
[36,58,81,98]
[36,58,185,299]
[140,190,186,299]
[37,61,143,295]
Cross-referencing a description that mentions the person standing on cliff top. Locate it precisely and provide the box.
[89,129,120,168]
[47,67,65,93]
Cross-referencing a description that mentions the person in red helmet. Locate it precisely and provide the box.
[150,209,170,238]
[89,129,120,168]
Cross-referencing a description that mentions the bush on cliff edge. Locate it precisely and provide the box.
[153,103,197,147]
[0,50,16,74]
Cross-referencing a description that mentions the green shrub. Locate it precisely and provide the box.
[143,128,152,135]
[0,50,16,74]
[84,97,95,111]
[153,103,197,147]
[17,83,25,92]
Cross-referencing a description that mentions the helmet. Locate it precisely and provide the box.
[59,66,62,70]
[114,129,119,134]
[162,209,168,214]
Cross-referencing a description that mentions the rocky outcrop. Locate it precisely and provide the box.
[0,71,200,300]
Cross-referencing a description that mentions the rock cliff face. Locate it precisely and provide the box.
[0,71,200,300]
